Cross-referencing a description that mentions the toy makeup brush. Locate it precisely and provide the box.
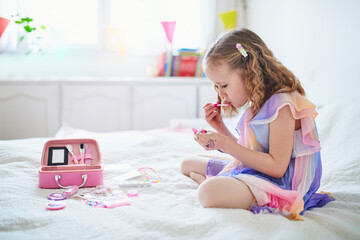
[66,144,78,164]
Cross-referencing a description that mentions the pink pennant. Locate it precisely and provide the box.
[0,17,10,39]
[161,21,176,44]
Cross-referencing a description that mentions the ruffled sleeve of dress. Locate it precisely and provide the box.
[249,91,321,156]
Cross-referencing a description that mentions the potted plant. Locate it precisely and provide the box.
[11,14,46,54]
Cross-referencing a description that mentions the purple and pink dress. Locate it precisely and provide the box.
[206,92,334,220]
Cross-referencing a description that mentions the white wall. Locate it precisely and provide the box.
[246,0,360,106]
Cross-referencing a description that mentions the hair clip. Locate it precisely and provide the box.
[236,43,248,57]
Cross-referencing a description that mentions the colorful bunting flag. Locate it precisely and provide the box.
[0,17,10,39]
[109,27,126,56]
[161,21,176,44]
[219,10,237,30]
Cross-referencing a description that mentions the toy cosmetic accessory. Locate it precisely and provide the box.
[118,181,151,188]
[137,167,161,183]
[47,185,79,201]
[45,201,66,211]
[39,139,103,189]
[80,185,131,209]
[82,199,131,208]
[66,144,79,164]
[127,189,139,197]
[113,169,143,182]
[79,143,85,164]
[214,103,231,107]
[192,128,207,134]
[84,146,92,165]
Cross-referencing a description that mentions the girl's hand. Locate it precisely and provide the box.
[203,103,224,131]
[194,130,225,151]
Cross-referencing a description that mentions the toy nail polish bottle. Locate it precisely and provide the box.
[84,147,92,165]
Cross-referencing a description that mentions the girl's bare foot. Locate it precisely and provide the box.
[189,171,206,184]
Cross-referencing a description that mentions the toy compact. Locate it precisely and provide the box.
[39,139,103,189]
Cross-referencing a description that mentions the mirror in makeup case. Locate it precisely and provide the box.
[48,147,69,166]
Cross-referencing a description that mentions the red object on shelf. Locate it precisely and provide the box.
[0,17,10,39]
[178,55,198,77]
[157,52,166,76]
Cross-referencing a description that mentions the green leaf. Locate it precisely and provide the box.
[24,25,36,32]
[40,25,46,30]
[15,20,24,24]
[24,25,32,32]
[19,36,25,42]
[21,17,33,23]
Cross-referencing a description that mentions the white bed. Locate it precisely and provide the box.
[0,99,359,240]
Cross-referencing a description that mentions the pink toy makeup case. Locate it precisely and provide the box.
[39,139,103,189]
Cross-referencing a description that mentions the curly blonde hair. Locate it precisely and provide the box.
[203,28,305,118]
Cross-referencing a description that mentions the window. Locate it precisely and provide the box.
[0,0,219,55]
[0,0,100,52]
[0,0,241,78]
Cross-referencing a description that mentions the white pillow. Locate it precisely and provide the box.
[316,99,360,191]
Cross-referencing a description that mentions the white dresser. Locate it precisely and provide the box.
[0,77,215,139]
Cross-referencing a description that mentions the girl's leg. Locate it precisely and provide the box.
[189,172,206,185]
[198,176,255,209]
[180,156,208,184]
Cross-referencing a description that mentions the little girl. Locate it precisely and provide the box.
[180,28,334,220]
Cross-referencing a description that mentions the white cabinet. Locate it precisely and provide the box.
[62,83,131,132]
[0,78,213,139]
[132,85,197,129]
[0,83,60,139]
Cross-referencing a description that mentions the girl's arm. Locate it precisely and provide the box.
[196,105,295,178]
[217,123,237,142]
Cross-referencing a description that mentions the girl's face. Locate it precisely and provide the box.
[204,62,248,108]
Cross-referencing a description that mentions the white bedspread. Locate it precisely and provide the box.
[0,100,359,240]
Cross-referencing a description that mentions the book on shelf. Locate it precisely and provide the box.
[157,52,166,76]
[157,48,206,77]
